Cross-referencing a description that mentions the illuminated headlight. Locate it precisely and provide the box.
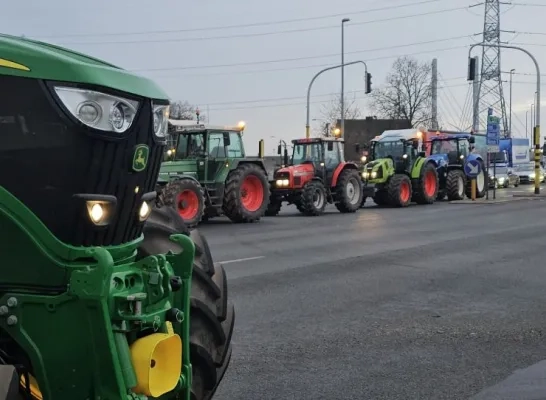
[361,156,367,162]
[530,173,535,178]
[85,200,114,226]
[362,172,368,179]
[460,155,464,159]
[498,177,505,182]
[139,201,152,221]
[275,179,289,186]
[54,86,139,133]
[371,171,377,179]
[152,103,170,138]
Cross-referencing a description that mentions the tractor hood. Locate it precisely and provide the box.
[159,161,199,181]
[362,158,394,184]
[0,34,168,100]
[275,163,314,177]
[427,154,448,166]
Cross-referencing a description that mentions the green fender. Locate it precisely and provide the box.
[410,157,427,179]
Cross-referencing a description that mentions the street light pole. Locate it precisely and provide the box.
[469,43,541,194]
[526,111,529,139]
[340,18,350,139]
[305,60,368,138]
[509,68,515,137]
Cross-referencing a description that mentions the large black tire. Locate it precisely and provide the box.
[387,174,412,207]
[138,206,235,400]
[412,162,438,205]
[265,195,282,216]
[446,169,466,201]
[465,160,486,199]
[300,180,327,216]
[162,179,205,228]
[223,163,270,223]
[334,168,362,213]
[373,190,388,206]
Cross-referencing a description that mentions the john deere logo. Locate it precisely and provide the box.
[132,144,149,172]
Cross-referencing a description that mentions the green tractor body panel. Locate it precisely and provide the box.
[159,160,200,181]
[362,158,394,184]
[0,34,168,99]
[410,157,426,179]
[0,35,199,399]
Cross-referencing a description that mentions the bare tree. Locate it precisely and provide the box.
[169,100,207,122]
[368,56,432,127]
[315,93,362,136]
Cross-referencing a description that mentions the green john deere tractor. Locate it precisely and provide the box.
[0,34,234,400]
[361,129,439,207]
[158,120,271,227]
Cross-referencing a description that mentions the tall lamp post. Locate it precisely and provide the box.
[509,68,515,137]
[340,18,350,139]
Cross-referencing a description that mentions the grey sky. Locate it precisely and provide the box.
[2,0,544,153]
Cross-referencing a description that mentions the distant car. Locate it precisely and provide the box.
[488,166,520,188]
[513,162,545,184]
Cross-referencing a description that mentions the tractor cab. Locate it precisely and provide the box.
[428,132,475,166]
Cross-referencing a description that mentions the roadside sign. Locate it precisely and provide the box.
[464,159,481,178]
[487,113,500,153]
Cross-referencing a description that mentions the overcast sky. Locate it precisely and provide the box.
[2,0,544,153]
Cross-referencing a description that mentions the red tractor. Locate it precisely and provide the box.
[266,137,372,216]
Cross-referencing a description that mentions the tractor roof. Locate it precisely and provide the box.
[291,137,344,144]
[428,131,473,141]
[372,128,423,143]
[0,34,168,100]
[168,119,244,133]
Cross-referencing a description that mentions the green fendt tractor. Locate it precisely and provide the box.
[0,34,234,400]
[361,129,439,207]
[158,120,271,227]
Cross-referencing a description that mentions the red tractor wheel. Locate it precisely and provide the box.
[161,179,205,228]
[413,162,439,205]
[387,174,412,207]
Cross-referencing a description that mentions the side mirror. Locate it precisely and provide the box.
[418,151,426,157]
[327,141,334,151]
[223,132,231,146]
[283,149,289,166]
[277,144,282,155]
[469,136,475,144]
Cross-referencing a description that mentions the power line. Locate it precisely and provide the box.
[133,35,473,72]
[511,2,546,6]
[54,5,474,45]
[36,0,448,38]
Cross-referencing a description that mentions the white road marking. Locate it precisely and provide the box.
[219,256,265,265]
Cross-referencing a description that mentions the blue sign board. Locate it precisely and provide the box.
[464,159,482,178]
[486,111,500,152]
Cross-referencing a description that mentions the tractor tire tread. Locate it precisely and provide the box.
[138,205,234,400]
[387,174,412,207]
[161,179,205,228]
[334,168,362,213]
[446,169,466,201]
[300,180,327,216]
[412,162,438,205]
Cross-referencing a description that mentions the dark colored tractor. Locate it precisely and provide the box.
[267,137,366,216]
[0,34,233,400]
[427,132,486,200]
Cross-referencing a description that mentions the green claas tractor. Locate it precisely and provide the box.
[361,129,439,207]
[0,34,234,400]
[158,120,271,227]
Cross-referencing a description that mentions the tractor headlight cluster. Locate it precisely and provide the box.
[138,201,152,221]
[276,179,290,187]
[362,171,377,179]
[152,103,170,138]
[361,155,367,162]
[54,86,139,133]
[85,200,115,226]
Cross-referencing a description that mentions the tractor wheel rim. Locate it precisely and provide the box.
[476,169,485,191]
[400,180,411,203]
[424,171,436,197]
[241,175,264,212]
[177,190,200,220]
[457,176,464,196]
[346,178,361,205]
[313,189,325,208]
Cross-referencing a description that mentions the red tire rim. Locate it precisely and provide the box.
[241,175,264,212]
[424,170,437,197]
[400,180,411,203]
[177,190,200,220]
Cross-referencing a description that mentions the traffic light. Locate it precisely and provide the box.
[467,57,476,81]
[365,72,372,94]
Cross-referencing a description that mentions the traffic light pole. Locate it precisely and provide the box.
[305,61,370,139]
[468,43,541,194]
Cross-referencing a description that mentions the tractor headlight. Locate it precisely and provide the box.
[152,103,170,138]
[85,200,114,226]
[361,156,367,162]
[138,201,152,221]
[371,171,377,179]
[54,86,139,133]
[275,179,289,187]
[362,172,368,179]
[460,155,464,159]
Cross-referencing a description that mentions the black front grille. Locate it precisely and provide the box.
[0,75,165,247]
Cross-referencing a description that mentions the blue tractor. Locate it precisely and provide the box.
[426,133,486,200]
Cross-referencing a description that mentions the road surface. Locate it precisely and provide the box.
[200,185,546,400]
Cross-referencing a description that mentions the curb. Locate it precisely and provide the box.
[449,197,543,204]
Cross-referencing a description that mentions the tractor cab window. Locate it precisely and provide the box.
[208,132,227,158]
[458,139,470,157]
[323,141,341,169]
[227,131,244,158]
[292,143,322,165]
[372,141,405,159]
[207,131,243,158]
[431,139,456,155]
[175,133,206,158]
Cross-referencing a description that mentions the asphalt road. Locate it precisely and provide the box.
[200,184,546,400]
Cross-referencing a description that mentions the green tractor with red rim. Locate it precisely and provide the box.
[361,129,439,207]
[0,34,234,400]
[267,137,367,216]
[158,120,271,227]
